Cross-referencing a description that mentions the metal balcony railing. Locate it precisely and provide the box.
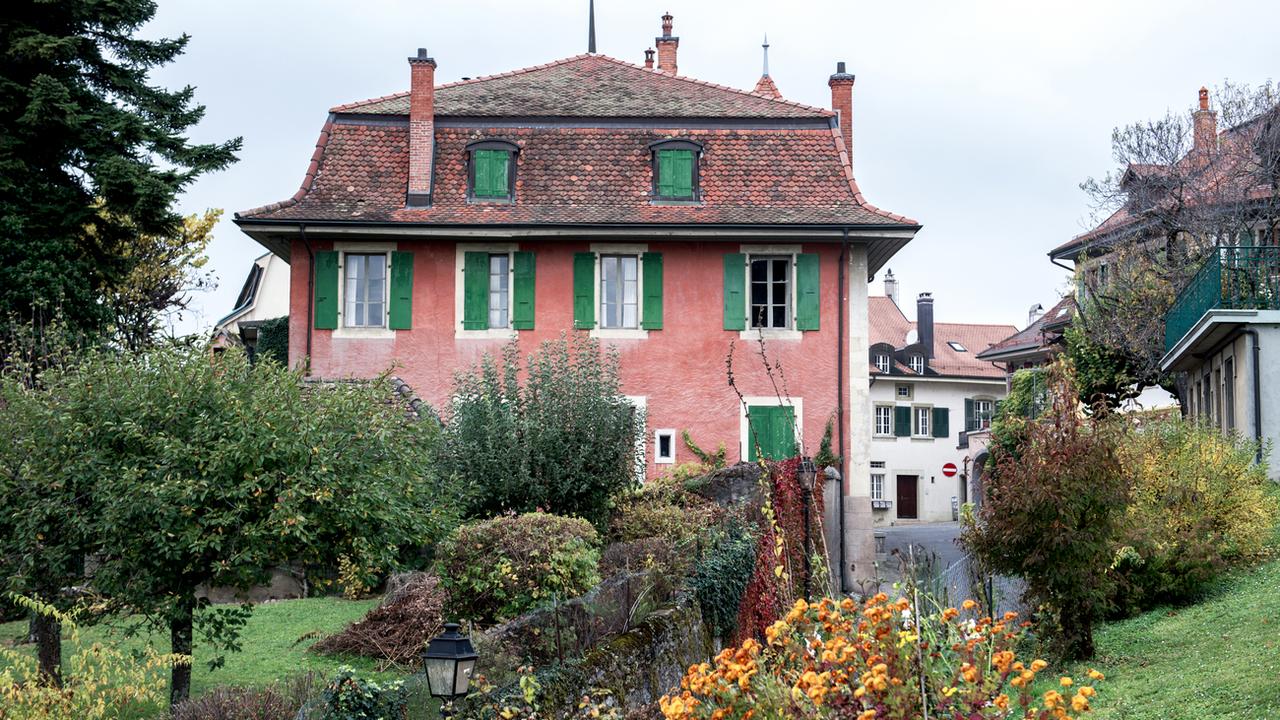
[1165,246,1280,352]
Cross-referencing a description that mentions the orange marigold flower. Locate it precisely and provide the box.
[1030,659,1049,672]
[1072,693,1090,712]
[1080,686,1096,697]
[1060,676,1073,687]
[1088,668,1105,681]
[994,693,1010,710]
[962,599,977,610]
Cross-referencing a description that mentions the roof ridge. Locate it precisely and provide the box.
[329,53,837,117]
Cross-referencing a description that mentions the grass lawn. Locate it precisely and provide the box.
[0,596,409,696]
[1050,557,1280,719]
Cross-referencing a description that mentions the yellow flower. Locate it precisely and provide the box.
[1030,659,1049,672]
[962,599,977,610]
[1088,668,1105,681]
[1072,693,1091,712]
[1060,676,1073,687]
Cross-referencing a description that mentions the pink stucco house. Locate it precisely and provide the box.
[233,14,920,588]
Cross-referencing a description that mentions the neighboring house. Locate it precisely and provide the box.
[233,14,921,588]
[1051,88,1277,454]
[975,295,1076,377]
[867,271,1015,524]
[211,252,291,355]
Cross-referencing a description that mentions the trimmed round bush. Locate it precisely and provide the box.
[436,512,601,623]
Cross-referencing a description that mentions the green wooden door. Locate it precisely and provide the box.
[746,405,797,461]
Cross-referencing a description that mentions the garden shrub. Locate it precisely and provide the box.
[172,674,320,720]
[318,667,407,720]
[437,513,601,623]
[609,477,724,547]
[313,573,447,666]
[254,315,289,366]
[438,335,643,529]
[1107,418,1278,616]
[963,362,1128,660]
[659,594,1106,719]
[691,525,758,639]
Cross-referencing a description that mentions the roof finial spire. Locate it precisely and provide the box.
[762,33,770,77]
[588,0,597,54]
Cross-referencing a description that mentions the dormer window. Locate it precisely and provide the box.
[908,354,925,374]
[467,140,518,201]
[649,139,701,202]
[874,354,891,373]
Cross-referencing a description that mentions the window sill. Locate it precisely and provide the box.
[873,434,896,440]
[740,328,803,341]
[650,199,702,206]
[467,197,515,205]
[654,457,675,465]
[456,328,518,340]
[591,328,649,340]
[332,326,396,340]
[911,436,935,441]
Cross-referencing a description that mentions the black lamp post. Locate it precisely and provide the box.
[797,457,818,601]
[422,623,478,718]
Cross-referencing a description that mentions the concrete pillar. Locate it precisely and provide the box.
[843,243,877,592]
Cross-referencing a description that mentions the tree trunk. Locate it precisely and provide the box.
[32,611,62,687]
[169,602,195,708]
[1062,604,1096,661]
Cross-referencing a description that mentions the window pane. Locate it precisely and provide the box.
[751,282,767,304]
[751,260,767,282]
[772,306,786,327]
[368,255,385,279]
[488,254,509,328]
[622,256,637,282]
[367,302,383,326]
[772,281,787,304]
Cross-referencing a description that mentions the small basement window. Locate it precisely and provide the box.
[650,139,702,201]
[654,428,676,464]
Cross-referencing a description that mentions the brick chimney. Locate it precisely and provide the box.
[656,13,678,75]
[644,48,655,70]
[407,48,436,208]
[1193,86,1218,156]
[828,61,856,167]
[916,292,934,358]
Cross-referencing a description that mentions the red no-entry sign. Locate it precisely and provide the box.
[942,462,958,477]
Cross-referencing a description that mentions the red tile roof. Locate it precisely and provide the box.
[330,54,830,119]
[976,294,1076,360]
[869,296,1016,379]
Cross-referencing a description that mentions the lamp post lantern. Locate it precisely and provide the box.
[422,622,478,718]
[797,457,818,601]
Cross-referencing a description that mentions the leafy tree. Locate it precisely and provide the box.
[5,347,454,706]
[438,334,644,529]
[100,209,220,351]
[962,362,1127,660]
[0,0,239,341]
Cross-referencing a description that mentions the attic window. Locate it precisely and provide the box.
[649,140,702,201]
[466,140,518,201]
[948,341,967,352]
[908,354,925,374]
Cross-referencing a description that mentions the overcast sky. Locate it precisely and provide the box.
[145,0,1278,334]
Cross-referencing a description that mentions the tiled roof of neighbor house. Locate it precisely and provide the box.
[977,294,1076,359]
[868,296,1016,379]
[329,54,831,119]
[1051,109,1278,259]
[235,54,917,228]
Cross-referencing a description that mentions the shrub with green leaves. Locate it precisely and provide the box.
[1107,418,1278,616]
[437,513,601,623]
[319,667,407,720]
[609,476,724,547]
[437,334,643,529]
[691,525,758,639]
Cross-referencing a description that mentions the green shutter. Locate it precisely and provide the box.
[657,150,675,197]
[641,252,663,330]
[795,253,820,330]
[747,405,797,461]
[462,251,489,330]
[573,252,596,329]
[964,398,975,433]
[932,407,950,439]
[313,251,339,330]
[473,150,509,198]
[672,150,694,198]
[894,406,911,438]
[512,251,535,330]
[388,251,414,330]
[723,253,746,330]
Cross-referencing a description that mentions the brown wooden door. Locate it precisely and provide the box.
[896,475,918,519]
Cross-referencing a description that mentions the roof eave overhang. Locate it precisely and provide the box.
[1161,309,1280,372]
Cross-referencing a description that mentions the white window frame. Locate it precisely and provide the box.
[599,254,641,330]
[739,244,802,341]
[870,472,885,500]
[947,341,967,352]
[908,354,925,374]
[873,405,894,437]
[590,243,649,340]
[654,428,676,465]
[874,354,891,373]
[896,384,913,401]
[912,404,932,438]
[624,395,648,481]
[739,396,803,462]
[970,397,995,432]
[455,243,518,340]
[333,241,397,340]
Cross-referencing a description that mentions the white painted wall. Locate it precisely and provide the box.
[868,375,1008,524]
